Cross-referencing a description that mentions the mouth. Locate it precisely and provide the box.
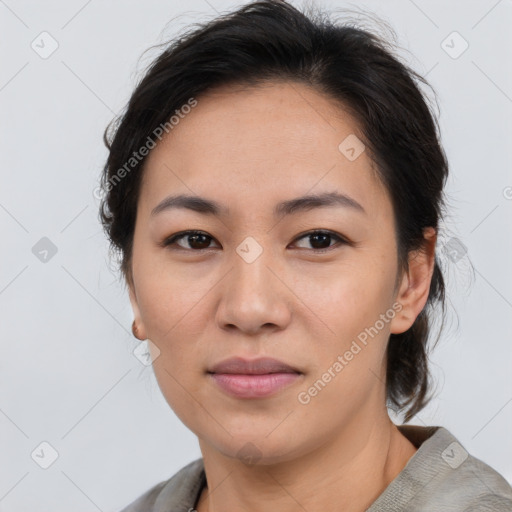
[207,356,302,375]
[207,356,303,398]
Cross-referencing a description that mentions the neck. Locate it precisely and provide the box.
[196,412,417,512]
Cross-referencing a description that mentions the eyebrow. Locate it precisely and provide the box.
[150,191,366,218]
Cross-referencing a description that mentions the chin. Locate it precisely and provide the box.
[207,432,304,467]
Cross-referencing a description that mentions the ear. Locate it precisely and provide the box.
[390,227,437,335]
[128,277,148,341]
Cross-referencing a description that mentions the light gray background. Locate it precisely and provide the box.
[1,0,511,510]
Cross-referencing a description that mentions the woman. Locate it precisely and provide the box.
[99,1,512,510]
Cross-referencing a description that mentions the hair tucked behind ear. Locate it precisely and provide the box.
[387,261,446,422]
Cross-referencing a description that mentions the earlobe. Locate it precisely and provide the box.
[390,227,437,335]
[128,282,148,341]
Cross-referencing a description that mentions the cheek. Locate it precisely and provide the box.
[134,253,216,342]
[292,271,394,423]
[293,259,395,340]
[292,258,397,401]
[132,264,214,408]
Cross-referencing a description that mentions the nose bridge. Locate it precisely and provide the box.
[231,234,276,303]
[216,235,291,333]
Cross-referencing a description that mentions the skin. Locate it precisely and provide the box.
[128,81,436,512]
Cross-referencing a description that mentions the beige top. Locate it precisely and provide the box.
[119,425,512,511]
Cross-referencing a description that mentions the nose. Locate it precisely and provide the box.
[215,246,292,336]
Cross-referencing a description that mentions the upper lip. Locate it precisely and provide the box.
[208,357,301,375]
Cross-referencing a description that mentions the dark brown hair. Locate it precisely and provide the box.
[99,0,448,422]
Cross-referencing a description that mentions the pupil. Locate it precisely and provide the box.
[190,234,210,249]
[311,233,330,249]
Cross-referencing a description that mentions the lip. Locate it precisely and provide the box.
[207,357,303,399]
[208,356,301,375]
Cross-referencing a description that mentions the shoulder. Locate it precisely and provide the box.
[118,457,205,512]
[368,425,512,511]
[424,426,512,509]
[462,493,512,511]
[438,450,512,511]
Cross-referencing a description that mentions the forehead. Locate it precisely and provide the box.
[139,81,389,219]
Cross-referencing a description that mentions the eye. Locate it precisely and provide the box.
[162,230,219,251]
[162,229,350,253]
[291,230,349,252]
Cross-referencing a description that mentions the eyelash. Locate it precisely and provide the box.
[161,229,350,253]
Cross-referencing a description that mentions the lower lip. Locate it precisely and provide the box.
[209,372,301,398]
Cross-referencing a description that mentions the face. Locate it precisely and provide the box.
[128,81,423,464]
